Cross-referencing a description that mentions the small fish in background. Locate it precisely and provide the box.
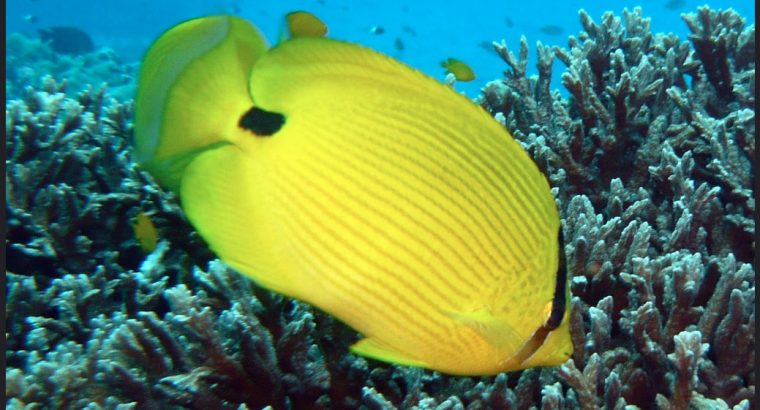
[504,17,514,28]
[478,40,494,53]
[394,37,405,52]
[538,25,564,36]
[132,212,158,253]
[369,25,385,35]
[401,24,417,36]
[24,14,38,24]
[37,26,95,55]
[211,1,242,15]
[440,57,476,82]
[229,3,241,14]
[284,10,328,38]
[665,0,685,10]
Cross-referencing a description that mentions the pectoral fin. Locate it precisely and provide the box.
[443,308,522,355]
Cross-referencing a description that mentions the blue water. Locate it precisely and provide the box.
[6,0,756,98]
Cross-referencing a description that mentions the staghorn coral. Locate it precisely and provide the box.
[483,7,754,260]
[6,5,755,410]
[481,5,754,409]
[5,77,211,288]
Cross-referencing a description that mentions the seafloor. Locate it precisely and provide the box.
[5,6,755,409]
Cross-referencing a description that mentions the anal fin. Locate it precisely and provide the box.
[350,338,428,368]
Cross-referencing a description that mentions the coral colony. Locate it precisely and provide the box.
[6,6,754,409]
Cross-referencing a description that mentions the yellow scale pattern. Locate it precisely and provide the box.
[134,15,572,375]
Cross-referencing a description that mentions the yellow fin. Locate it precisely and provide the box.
[286,11,328,38]
[350,338,429,368]
[519,304,574,368]
[440,57,476,81]
[132,212,158,253]
[133,15,268,191]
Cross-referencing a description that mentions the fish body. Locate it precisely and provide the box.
[132,212,158,252]
[441,57,476,81]
[285,11,327,38]
[478,41,494,53]
[401,24,417,36]
[134,15,572,375]
[538,24,564,36]
[38,26,95,55]
[665,0,685,10]
[394,37,405,51]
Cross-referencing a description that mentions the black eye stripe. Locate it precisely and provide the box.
[239,106,285,136]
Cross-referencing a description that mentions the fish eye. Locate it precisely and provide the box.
[238,106,286,136]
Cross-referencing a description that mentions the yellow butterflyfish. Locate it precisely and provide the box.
[276,11,328,43]
[133,14,572,376]
[441,57,476,82]
[285,11,328,38]
[132,212,158,253]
